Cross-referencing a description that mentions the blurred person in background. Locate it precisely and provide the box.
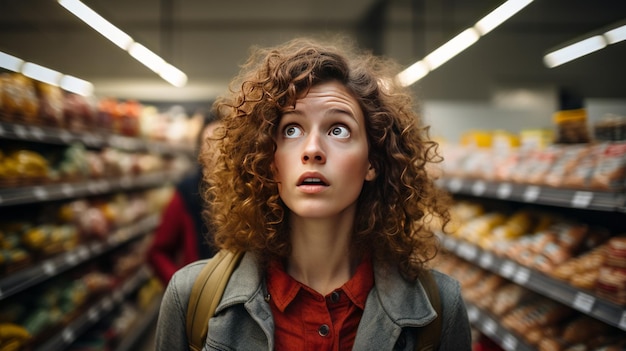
[147,113,220,284]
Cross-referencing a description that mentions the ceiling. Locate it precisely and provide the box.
[1,0,625,108]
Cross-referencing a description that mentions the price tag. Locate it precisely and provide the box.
[33,186,49,200]
[471,181,487,196]
[90,241,104,254]
[29,126,44,140]
[496,183,512,199]
[459,243,477,260]
[87,306,101,321]
[573,292,595,313]
[65,252,78,265]
[61,184,75,197]
[442,236,457,251]
[77,246,90,260]
[0,124,5,136]
[0,194,3,205]
[479,252,494,269]
[62,328,75,342]
[448,178,463,193]
[571,191,593,208]
[619,311,626,330]
[502,334,518,351]
[483,318,497,335]
[467,305,479,322]
[500,261,516,278]
[59,130,72,143]
[523,186,540,202]
[513,267,531,285]
[13,124,27,138]
[87,181,100,194]
[42,261,57,275]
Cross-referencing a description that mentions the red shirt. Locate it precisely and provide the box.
[266,256,374,351]
[147,191,200,283]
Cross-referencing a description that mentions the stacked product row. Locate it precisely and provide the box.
[0,92,201,350]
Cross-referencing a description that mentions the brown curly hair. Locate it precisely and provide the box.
[201,36,450,281]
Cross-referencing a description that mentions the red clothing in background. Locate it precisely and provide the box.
[266,256,374,351]
[148,191,200,283]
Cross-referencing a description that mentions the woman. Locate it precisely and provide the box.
[156,37,471,350]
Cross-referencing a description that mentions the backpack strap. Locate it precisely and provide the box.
[186,250,243,351]
[415,270,442,351]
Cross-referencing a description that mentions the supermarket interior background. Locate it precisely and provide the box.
[1,0,626,350]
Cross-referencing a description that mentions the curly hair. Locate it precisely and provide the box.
[200,36,450,281]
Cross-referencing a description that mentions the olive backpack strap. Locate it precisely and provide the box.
[415,269,442,351]
[186,250,244,351]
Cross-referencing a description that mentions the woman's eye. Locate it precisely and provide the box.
[284,125,303,138]
[329,125,350,138]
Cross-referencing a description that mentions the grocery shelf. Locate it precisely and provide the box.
[0,170,184,207]
[115,294,161,351]
[437,177,626,212]
[0,121,194,156]
[465,302,534,351]
[0,214,159,301]
[34,266,152,351]
[440,234,626,331]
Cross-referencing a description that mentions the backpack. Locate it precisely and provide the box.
[186,250,442,351]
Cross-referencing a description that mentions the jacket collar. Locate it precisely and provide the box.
[215,252,437,349]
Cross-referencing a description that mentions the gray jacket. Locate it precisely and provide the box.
[156,252,471,351]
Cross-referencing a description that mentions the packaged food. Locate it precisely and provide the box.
[553,108,591,144]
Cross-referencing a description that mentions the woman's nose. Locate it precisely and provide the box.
[302,132,326,163]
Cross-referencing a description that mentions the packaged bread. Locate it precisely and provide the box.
[590,141,626,190]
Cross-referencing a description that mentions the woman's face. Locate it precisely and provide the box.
[273,80,376,220]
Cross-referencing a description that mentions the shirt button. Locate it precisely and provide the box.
[330,291,340,303]
[318,324,330,337]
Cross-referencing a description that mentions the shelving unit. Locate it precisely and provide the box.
[0,117,193,349]
[438,174,626,349]
[440,234,626,331]
[437,177,626,212]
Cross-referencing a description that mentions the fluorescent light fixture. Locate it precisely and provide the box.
[128,43,166,73]
[396,61,429,87]
[0,51,93,96]
[397,0,532,86]
[474,0,533,36]
[604,24,626,44]
[60,75,94,96]
[543,35,607,68]
[424,28,480,71]
[159,63,188,88]
[58,0,187,87]
[0,51,24,72]
[58,0,133,50]
[22,62,62,86]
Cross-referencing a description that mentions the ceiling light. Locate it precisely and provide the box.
[543,35,607,68]
[159,63,188,88]
[474,0,533,36]
[128,43,166,74]
[0,51,94,96]
[396,61,429,87]
[0,51,24,72]
[57,0,187,87]
[21,62,62,86]
[58,0,133,50]
[397,0,533,86]
[424,28,480,71]
[60,75,94,96]
[604,24,626,44]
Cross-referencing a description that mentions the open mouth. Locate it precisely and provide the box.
[299,177,328,186]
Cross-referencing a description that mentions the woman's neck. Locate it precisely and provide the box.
[286,215,358,295]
